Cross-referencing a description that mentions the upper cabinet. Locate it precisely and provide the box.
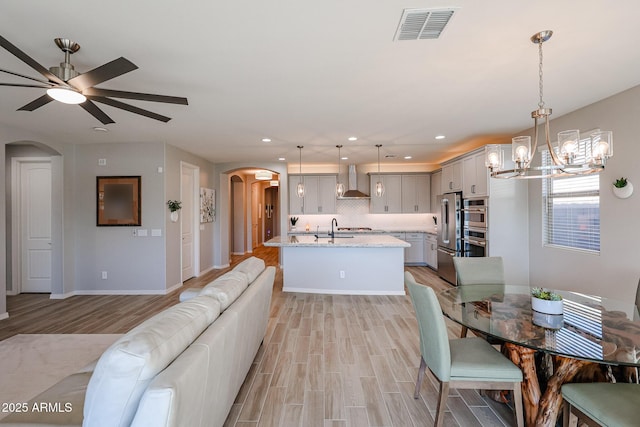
[462,151,488,198]
[370,175,402,213]
[441,160,462,193]
[289,175,337,214]
[430,170,442,209]
[402,174,431,213]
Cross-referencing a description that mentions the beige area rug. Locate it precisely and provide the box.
[0,334,121,420]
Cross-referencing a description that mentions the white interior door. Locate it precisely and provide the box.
[20,161,52,293]
[181,167,195,281]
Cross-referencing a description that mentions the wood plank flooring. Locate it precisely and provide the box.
[0,246,517,426]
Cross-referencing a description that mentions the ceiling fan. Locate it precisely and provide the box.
[0,35,188,124]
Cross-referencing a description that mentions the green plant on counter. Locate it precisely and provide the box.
[531,287,562,301]
[167,200,182,212]
[290,216,299,226]
[613,177,628,188]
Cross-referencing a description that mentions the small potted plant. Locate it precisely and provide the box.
[290,216,299,231]
[531,287,563,315]
[612,177,633,199]
[167,200,182,222]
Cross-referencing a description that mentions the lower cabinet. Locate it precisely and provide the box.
[404,232,425,265]
[425,234,438,269]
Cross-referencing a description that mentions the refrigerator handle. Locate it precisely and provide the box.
[441,198,449,245]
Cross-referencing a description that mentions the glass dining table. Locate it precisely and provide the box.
[437,284,640,427]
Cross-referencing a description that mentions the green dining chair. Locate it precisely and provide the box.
[453,256,505,338]
[562,382,640,427]
[405,272,524,427]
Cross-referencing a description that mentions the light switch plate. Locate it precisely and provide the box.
[151,229,162,237]
[137,229,148,237]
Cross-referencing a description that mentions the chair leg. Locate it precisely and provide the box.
[460,325,468,338]
[434,381,449,427]
[562,400,570,427]
[414,357,427,399]
[512,383,524,427]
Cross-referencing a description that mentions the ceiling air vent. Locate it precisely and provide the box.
[394,8,456,41]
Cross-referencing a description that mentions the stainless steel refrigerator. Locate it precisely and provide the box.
[437,192,462,285]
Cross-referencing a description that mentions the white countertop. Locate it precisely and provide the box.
[265,234,411,248]
[288,229,437,236]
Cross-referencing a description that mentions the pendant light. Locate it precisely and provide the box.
[486,30,613,179]
[296,145,305,198]
[375,144,384,197]
[335,145,345,197]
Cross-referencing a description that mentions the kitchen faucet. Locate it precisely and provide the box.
[330,218,338,239]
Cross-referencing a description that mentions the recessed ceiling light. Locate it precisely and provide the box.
[348,136,358,141]
[404,156,412,160]
[262,138,271,142]
[93,127,108,132]
[278,157,286,161]
[435,135,446,140]
[341,156,348,160]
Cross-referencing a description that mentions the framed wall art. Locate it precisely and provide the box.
[97,176,141,226]
[200,187,215,223]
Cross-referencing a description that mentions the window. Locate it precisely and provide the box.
[542,135,600,253]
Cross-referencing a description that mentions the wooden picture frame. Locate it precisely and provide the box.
[97,176,141,226]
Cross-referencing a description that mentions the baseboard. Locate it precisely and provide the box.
[73,289,173,296]
[50,291,76,300]
[282,287,406,296]
[213,263,230,269]
[6,290,18,296]
[0,312,9,321]
[197,265,215,276]
[165,282,183,294]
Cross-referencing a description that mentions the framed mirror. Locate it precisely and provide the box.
[97,176,141,226]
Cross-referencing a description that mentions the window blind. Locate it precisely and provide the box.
[541,135,600,253]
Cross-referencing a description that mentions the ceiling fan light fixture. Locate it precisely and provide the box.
[46,87,86,104]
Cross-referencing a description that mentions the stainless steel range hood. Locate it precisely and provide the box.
[339,165,370,199]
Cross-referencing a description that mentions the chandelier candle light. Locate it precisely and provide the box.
[485,30,613,179]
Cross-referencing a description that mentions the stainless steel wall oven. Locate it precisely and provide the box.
[462,198,488,229]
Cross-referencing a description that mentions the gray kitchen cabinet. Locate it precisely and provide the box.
[289,175,336,214]
[402,174,431,213]
[462,151,488,197]
[405,232,425,265]
[425,233,438,269]
[370,175,402,213]
[441,160,462,193]
[430,170,442,209]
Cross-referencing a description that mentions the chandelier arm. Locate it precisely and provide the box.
[545,114,563,166]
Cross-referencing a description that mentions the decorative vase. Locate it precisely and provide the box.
[531,296,563,315]
[612,182,633,199]
[170,211,179,222]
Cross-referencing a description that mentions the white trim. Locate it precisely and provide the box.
[11,157,52,295]
[166,282,183,294]
[0,312,9,321]
[282,287,406,296]
[213,263,231,269]
[50,291,76,300]
[180,162,200,281]
[70,289,180,296]
[197,265,216,276]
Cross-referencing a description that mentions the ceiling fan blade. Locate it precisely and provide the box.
[17,94,54,111]
[79,100,115,125]
[68,57,138,91]
[0,35,66,86]
[83,87,188,105]
[90,96,171,122]
[0,82,51,88]
[0,68,53,85]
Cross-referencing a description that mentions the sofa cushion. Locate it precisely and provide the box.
[83,295,221,427]
[200,271,249,311]
[232,257,266,283]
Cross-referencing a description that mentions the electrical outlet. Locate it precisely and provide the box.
[339,270,345,279]
[101,271,108,280]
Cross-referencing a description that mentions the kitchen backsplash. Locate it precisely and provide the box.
[290,199,439,233]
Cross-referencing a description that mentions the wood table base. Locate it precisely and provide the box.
[504,343,590,427]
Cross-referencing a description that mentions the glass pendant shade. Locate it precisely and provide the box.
[375,181,385,197]
[557,130,581,165]
[589,131,613,164]
[512,136,532,165]
[47,87,86,104]
[296,145,304,197]
[297,181,305,198]
[485,145,504,170]
[336,182,345,197]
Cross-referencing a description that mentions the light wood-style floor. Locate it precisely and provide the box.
[1,246,517,427]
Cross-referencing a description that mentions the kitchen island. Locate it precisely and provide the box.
[264,234,410,295]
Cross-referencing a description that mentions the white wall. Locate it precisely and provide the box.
[524,85,640,300]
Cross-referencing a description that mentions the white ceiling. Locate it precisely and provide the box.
[1,1,639,167]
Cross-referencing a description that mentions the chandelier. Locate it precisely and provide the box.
[486,30,613,179]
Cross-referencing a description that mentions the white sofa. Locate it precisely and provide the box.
[1,257,275,427]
